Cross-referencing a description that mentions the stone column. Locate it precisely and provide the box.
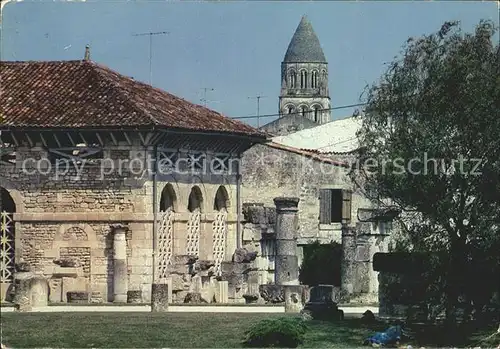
[274,197,299,285]
[13,271,34,312]
[151,284,169,312]
[341,223,356,300]
[111,224,128,303]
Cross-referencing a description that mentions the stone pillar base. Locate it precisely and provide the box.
[13,272,34,312]
[113,294,127,303]
[284,285,305,313]
[151,284,169,312]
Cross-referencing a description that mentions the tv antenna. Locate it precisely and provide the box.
[132,31,169,86]
[248,95,267,128]
[200,87,216,107]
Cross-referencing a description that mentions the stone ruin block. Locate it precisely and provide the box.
[54,258,82,268]
[199,277,216,304]
[221,261,251,275]
[242,203,277,225]
[214,281,228,303]
[259,284,285,303]
[15,262,31,272]
[170,274,186,292]
[61,277,89,303]
[190,275,202,293]
[67,291,89,304]
[309,284,338,303]
[13,272,34,312]
[243,268,261,284]
[232,248,258,263]
[31,277,49,307]
[264,207,277,225]
[228,283,246,303]
[302,285,344,321]
[184,292,205,304]
[12,272,49,311]
[151,284,169,312]
[243,293,259,304]
[90,291,104,304]
[170,255,197,275]
[242,203,265,224]
[127,290,143,303]
[195,260,215,277]
[284,285,307,313]
[173,291,188,304]
[243,283,264,304]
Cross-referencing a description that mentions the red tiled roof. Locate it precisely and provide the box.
[266,142,350,168]
[0,60,266,137]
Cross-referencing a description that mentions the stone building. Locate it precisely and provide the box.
[241,117,398,302]
[0,58,267,303]
[261,16,331,136]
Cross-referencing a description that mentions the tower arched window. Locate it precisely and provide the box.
[311,71,318,88]
[289,71,297,88]
[287,105,295,114]
[300,70,308,89]
[300,105,308,117]
[313,106,321,122]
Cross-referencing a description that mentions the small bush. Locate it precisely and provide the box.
[243,317,308,348]
[299,240,341,286]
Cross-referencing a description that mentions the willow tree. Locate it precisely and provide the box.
[353,20,500,323]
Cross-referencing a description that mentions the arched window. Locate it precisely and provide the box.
[188,186,203,213]
[160,183,177,212]
[314,106,321,122]
[300,105,308,117]
[289,71,297,88]
[287,105,295,114]
[300,70,308,89]
[311,71,319,88]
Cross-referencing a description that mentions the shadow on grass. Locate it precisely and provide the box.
[303,318,500,348]
[302,319,388,348]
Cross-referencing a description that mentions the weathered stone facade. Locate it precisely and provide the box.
[0,58,268,306]
[0,141,245,303]
[240,143,394,302]
[241,143,368,245]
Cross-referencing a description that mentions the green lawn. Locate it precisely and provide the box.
[0,312,498,348]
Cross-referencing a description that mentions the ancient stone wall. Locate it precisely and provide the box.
[240,145,395,302]
[240,143,372,246]
[0,144,240,303]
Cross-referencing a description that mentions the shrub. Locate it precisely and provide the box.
[242,317,308,348]
[299,240,342,286]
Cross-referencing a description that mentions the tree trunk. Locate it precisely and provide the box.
[444,236,467,331]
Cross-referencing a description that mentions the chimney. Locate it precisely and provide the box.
[84,45,90,61]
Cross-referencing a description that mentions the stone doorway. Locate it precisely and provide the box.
[0,187,16,284]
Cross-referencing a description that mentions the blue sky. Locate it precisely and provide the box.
[1,0,498,127]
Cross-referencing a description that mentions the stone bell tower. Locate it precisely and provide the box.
[279,16,331,124]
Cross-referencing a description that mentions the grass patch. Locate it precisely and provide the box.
[0,313,380,348]
[0,312,497,348]
[45,302,283,307]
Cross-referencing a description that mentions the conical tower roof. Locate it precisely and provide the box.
[283,16,326,63]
